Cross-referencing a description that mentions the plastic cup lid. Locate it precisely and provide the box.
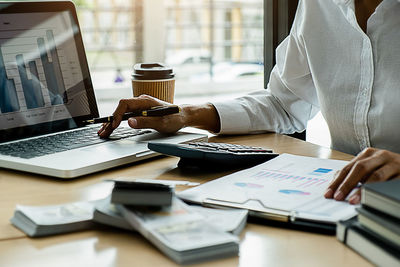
[132,63,175,80]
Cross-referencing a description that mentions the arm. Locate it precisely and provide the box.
[211,3,319,135]
[325,148,400,204]
[98,94,220,138]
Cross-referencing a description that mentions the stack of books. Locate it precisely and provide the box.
[337,180,400,266]
[11,179,247,265]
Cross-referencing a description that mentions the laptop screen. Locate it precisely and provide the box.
[0,2,98,142]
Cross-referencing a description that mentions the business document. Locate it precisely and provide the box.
[179,154,357,224]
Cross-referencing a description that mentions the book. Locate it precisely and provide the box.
[336,216,357,243]
[337,218,400,267]
[10,201,95,237]
[111,179,173,206]
[361,179,400,220]
[117,198,239,264]
[357,206,400,249]
[179,154,356,229]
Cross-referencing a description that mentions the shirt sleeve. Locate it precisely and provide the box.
[211,1,320,135]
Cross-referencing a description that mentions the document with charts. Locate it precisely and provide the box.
[179,154,357,225]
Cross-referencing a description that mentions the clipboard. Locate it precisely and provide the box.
[178,154,357,232]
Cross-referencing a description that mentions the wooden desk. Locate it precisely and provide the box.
[0,133,371,267]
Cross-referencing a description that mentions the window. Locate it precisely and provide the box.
[73,0,264,113]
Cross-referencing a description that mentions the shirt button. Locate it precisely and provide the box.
[361,143,367,150]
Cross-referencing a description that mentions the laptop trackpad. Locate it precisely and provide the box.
[80,139,148,157]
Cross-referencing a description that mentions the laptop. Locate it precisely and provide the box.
[0,1,207,178]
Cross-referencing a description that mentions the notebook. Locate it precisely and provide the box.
[0,2,206,178]
[361,179,400,220]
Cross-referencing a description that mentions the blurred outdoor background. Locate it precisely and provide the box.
[73,0,264,107]
[3,0,331,147]
[71,0,329,147]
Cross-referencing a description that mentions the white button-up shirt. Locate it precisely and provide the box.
[212,0,400,155]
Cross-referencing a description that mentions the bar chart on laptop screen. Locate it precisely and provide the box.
[0,29,78,112]
[0,11,91,129]
[0,29,69,113]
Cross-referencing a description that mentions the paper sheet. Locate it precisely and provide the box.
[179,154,357,223]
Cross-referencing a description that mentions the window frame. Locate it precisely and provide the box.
[264,0,298,88]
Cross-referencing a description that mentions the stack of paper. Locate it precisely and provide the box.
[93,197,248,235]
[117,198,240,264]
[10,195,246,264]
[189,205,248,235]
[92,197,134,231]
[11,201,95,237]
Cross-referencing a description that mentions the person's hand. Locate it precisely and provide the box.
[97,95,186,138]
[324,148,400,204]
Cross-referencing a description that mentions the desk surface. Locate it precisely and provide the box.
[0,133,371,267]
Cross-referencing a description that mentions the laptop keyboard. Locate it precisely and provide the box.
[0,127,152,159]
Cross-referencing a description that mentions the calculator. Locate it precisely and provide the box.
[147,141,279,168]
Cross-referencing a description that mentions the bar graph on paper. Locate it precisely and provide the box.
[252,170,331,188]
[233,167,335,198]
[0,29,75,113]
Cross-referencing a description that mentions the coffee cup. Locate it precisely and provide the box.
[131,63,175,103]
